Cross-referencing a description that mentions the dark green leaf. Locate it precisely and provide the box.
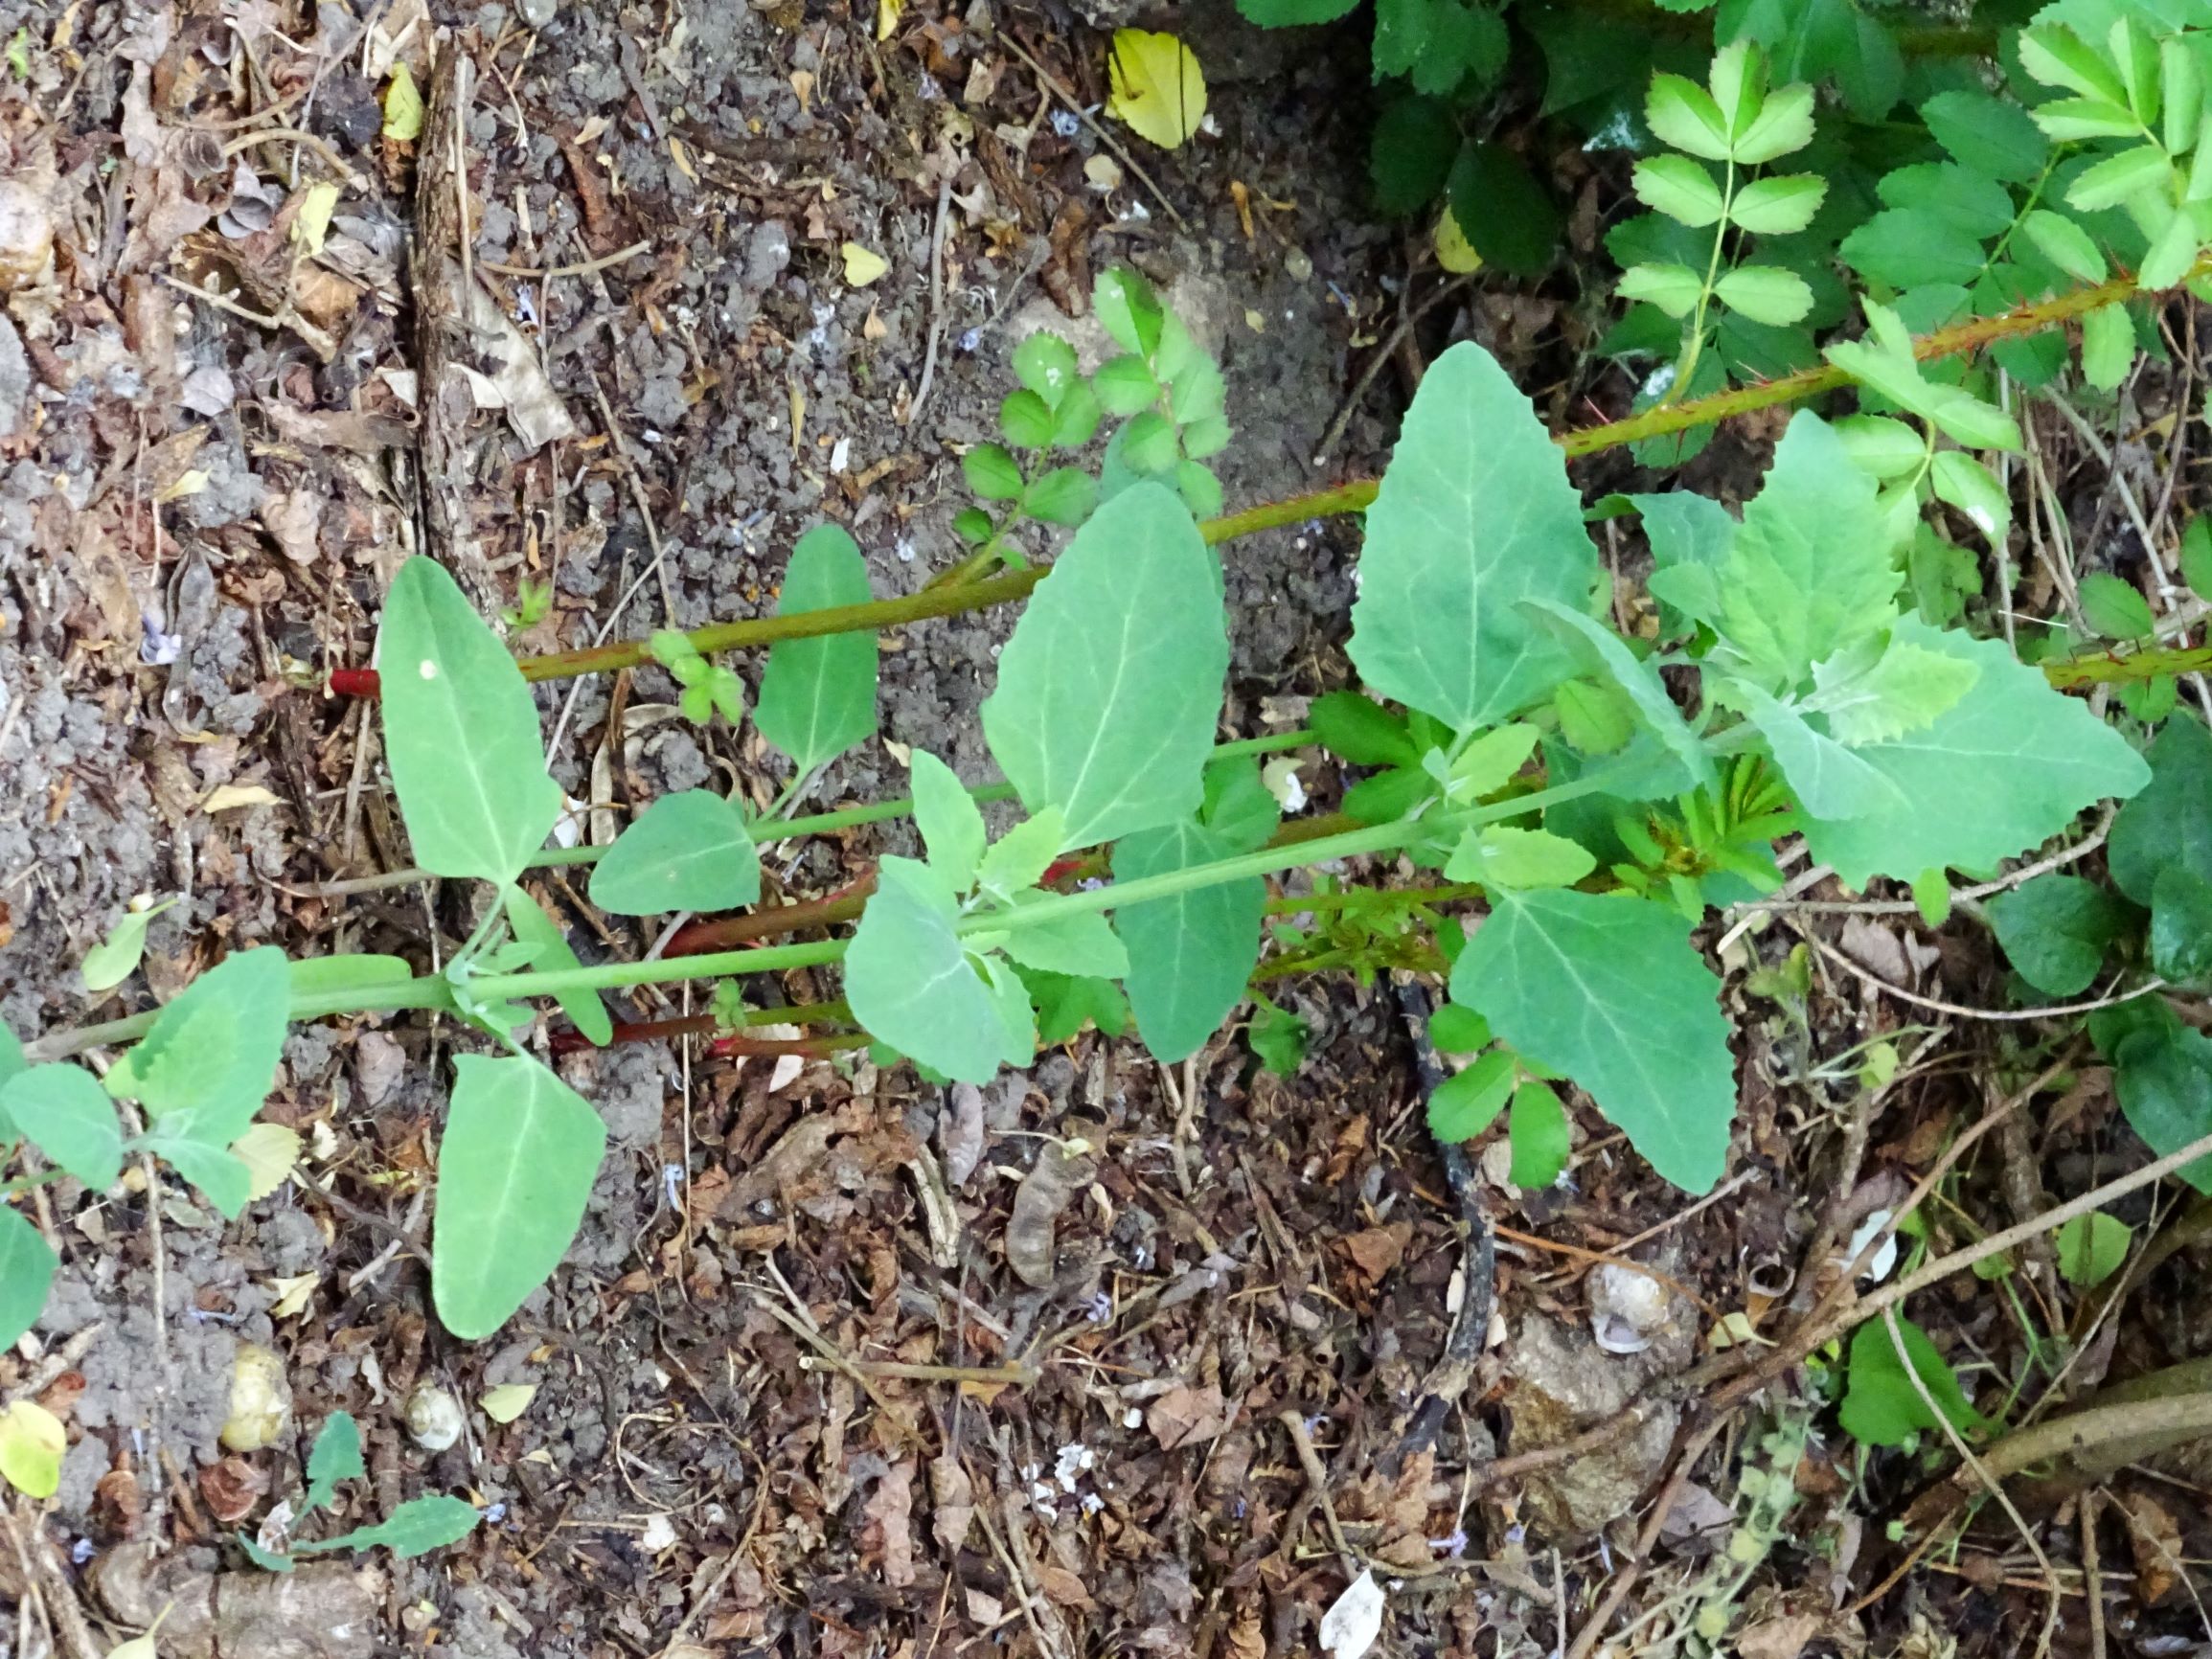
[1311,692,1420,767]
[1447,141,1559,276]
[1921,90,2051,182]
[2109,716,2212,905]
[1000,390,1055,449]
[1840,208,1989,287]
[1986,874,2134,996]
[2079,572,2155,641]
[2110,1013,2212,1193]
[1839,1316,1983,1446]
[1370,97,1459,216]
[1427,1051,1514,1141]
[2152,865,2212,985]
[1237,0,1359,19]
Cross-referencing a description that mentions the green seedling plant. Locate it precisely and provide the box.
[237,1412,480,1572]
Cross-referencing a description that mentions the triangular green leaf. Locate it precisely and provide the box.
[844,858,1030,1083]
[1450,891,1735,1192]
[119,947,288,1149]
[1,1065,121,1191]
[502,886,613,1047]
[980,483,1227,847]
[1349,341,1599,732]
[587,792,761,916]
[1114,821,1266,1064]
[377,557,561,884]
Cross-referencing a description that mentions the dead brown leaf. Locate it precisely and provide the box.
[1737,1612,1821,1659]
[928,1453,974,1552]
[1146,1382,1236,1451]
[860,1460,917,1589]
[1342,1222,1410,1281]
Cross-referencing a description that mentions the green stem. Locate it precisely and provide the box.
[1670,157,1736,408]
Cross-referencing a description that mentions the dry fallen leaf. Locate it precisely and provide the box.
[1318,1569,1384,1659]
[841,242,889,286]
[230,1124,301,1201]
[268,1273,318,1318]
[382,62,424,142]
[480,1383,537,1424]
[1005,1131,1097,1286]
[1106,30,1207,150]
[1145,1382,1235,1451]
[202,783,283,814]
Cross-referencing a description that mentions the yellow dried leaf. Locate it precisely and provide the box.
[231,1123,301,1202]
[841,242,889,286]
[383,62,424,143]
[876,0,901,39]
[268,1273,318,1318]
[1435,209,1484,275]
[106,1638,156,1659]
[480,1383,537,1423]
[1106,30,1206,150]
[291,182,340,257]
[0,1400,65,1499]
[152,469,208,503]
[201,783,282,813]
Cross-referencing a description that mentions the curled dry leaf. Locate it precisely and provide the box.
[941,1082,985,1188]
[1145,1382,1235,1451]
[1004,1128,1099,1287]
[928,1453,974,1552]
[859,1460,917,1589]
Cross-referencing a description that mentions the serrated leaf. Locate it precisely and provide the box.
[230,1123,300,1203]
[1797,619,2150,887]
[1523,598,1718,794]
[1618,261,1706,318]
[755,524,878,773]
[1106,29,1206,148]
[1013,331,1081,404]
[1026,466,1100,527]
[1832,415,1927,480]
[1714,265,1813,327]
[1114,821,1265,1064]
[981,484,1225,846]
[1726,173,1826,235]
[1839,208,1989,288]
[431,1056,607,1339]
[587,791,762,916]
[2066,145,2173,213]
[1729,680,1908,821]
[974,808,1066,902]
[2139,209,2200,289]
[845,858,1030,1083]
[2018,24,2130,105]
[1719,413,1897,688]
[1429,1004,1492,1054]
[1349,343,1597,732]
[303,1412,365,1514]
[1647,72,1734,160]
[2080,571,2155,640]
[1808,637,1980,744]
[303,1494,481,1559]
[1922,90,2051,182]
[2,1065,121,1190]
[1427,1051,1514,1142]
[1446,826,1597,889]
[118,946,287,1152]
[2023,210,2108,282]
[0,1209,57,1352]
[379,557,560,885]
[1632,154,1725,226]
[1450,891,1735,1192]
[2034,96,2147,141]
[1731,80,1815,162]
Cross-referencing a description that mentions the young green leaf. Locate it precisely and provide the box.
[1429,1003,1492,1054]
[2053,1212,2132,1285]
[1522,599,1718,795]
[1247,996,1309,1076]
[1646,72,1733,160]
[1839,1317,1983,1446]
[1427,1051,1514,1142]
[1730,81,1815,163]
[115,946,288,1150]
[999,390,1056,449]
[1445,826,1598,889]
[1618,262,1705,318]
[1095,266,1166,357]
[81,898,178,994]
[1025,467,1100,527]
[1713,266,1813,328]
[1349,342,1598,732]
[1725,174,1826,236]
[588,792,763,916]
[1114,821,1266,1064]
[2080,572,2155,640]
[1450,891,1735,1193]
[303,1412,366,1514]
[1719,413,1898,688]
[844,858,1031,1082]
[981,482,1228,847]
[908,751,989,889]
[0,1209,57,1352]
[2109,716,2212,905]
[2138,209,2200,290]
[378,557,561,885]
[0,1065,121,1190]
[501,887,612,1047]
[974,807,1067,902]
[1311,692,1419,767]
[755,523,879,773]
[1093,355,1161,415]
[289,955,418,1000]
[1798,619,2150,887]
[1807,636,1980,745]
[298,1495,481,1558]
[1555,680,1635,755]
[964,443,1024,500]
[1832,416,1927,479]
[1507,1081,1571,1187]
[2018,24,2130,105]
[994,903,1129,979]
[432,1055,607,1340]
[1013,331,1081,405]
[2022,210,2108,283]
[2066,145,2173,214]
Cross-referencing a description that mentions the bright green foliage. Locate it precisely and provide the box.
[108,946,288,1216]
[2079,572,2156,640]
[908,751,988,891]
[1987,874,2136,995]
[2054,1212,2132,1285]
[1450,891,1735,1192]
[290,1495,481,1560]
[1507,1080,1571,1187]
[843,858,1032,1083]
[1921,90,2051,181]
[1793,623,2149,889]
[588,792,762,916]
[432,1056,607,1339]
[0,1066,121,1191]
[1349,342,1596,731]
[0,1212,55,1352]
[981,483,1227,847]
[2109,716,2212,905]
[650,629,746,727]
[1840,1317,1983,1446]
[1428,1003,1491,1054]
[1428,1050,1515,1141]
[1447,826,1597,889]
[502,886,612,1047]
[380,557,561,883]
[81,898,177,994]
[1247,996,1310,1076]
[303,1412,365,1514]
[755,524,879,772]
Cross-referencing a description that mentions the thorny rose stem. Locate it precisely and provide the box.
[326,261,2208,701]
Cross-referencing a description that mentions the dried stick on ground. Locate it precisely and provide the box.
[412,43,501,608]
